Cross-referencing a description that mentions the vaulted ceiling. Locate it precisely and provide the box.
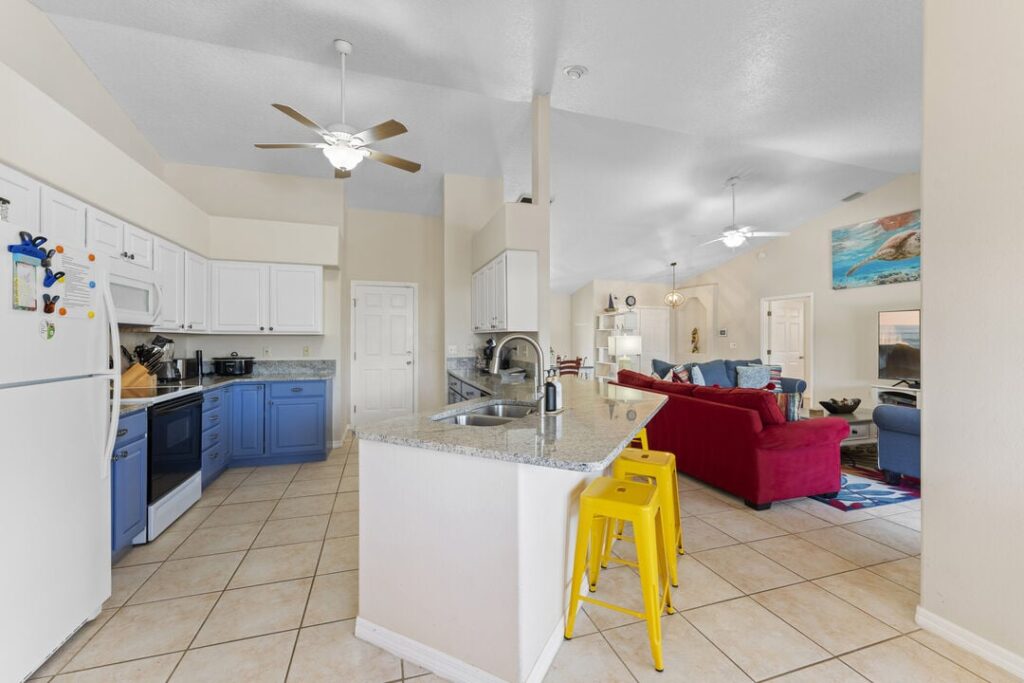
[31,0,921,291]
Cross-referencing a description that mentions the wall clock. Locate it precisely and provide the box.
[625,295,636,309]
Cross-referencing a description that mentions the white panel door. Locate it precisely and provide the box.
[153,239,185,331]
[40,186,86,249]
[86,208,124,259]
[268,264,322,333]
[123,224,154,269]
[0,376,111,682]
[210,261,266,333]
[768,299,806,380]
[0,163,40,232]
[638,307,671,375]
[183,251,209,332]
[352,284,416,425]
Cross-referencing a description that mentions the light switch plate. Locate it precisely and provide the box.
[729,342,738,349]
[448,345,457,355]
[262,346,272,357]
[302,346,310,357]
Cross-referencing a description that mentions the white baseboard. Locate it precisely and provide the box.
[916,606,1024,678]
[523,615,568,683]
[355,618,509,683]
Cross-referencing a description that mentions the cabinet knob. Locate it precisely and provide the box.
[120,251,128,258]
[129,253,135,260]
[180,324,185,330]
[188,324,193,329]
[291,387,303,392]
[260,326,265,331]
[116,428,128,437]
[269,326,274,331]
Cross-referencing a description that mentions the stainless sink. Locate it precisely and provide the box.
[469,404,534,418]
[436,413,515,427]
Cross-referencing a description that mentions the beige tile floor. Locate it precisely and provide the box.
[29,438,1016,683]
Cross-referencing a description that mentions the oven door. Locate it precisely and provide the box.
[109,262,162,326]
[148,393,202,504]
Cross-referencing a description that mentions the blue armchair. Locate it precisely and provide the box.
[873,404,920,484]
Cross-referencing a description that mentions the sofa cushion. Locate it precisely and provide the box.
[693,386,787,426]
[737,365,771,389]
[691,365,706,385]
[758,418,850,450]
[651,358,676,379]
[617,369,655,388]
[672,367,691,383]
[696,359,730,387]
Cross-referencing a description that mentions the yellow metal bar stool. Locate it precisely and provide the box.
[629,427,650,451]
[565,476,675,672]
[603,448,685,584]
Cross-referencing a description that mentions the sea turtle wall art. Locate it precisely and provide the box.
[831,209,921,289]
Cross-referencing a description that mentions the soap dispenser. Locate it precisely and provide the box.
[552,372,564,411]
[544,371,557,412]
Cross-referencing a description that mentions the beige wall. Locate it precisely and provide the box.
[443,174,504,358]
[549,293,572,359]
[0,0,164,176]
[681,174,921,403]
[208,217,339,266]
[919,0,1024,674]
[346,208,446,416]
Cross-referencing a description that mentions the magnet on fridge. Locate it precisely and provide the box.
[40,249,55,268]
[58,307,67,316]
[43,268,65,288]
[89,281,96,288]
[87,310,95,319]
[6,231,47,260]
[42,293,59,314]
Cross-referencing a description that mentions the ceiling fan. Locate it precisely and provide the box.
[254,39,421,179]
[701,176,789,248]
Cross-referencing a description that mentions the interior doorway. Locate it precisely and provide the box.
[761,294,814,401]
[350,282,418,427]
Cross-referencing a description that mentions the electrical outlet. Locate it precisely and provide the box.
[262,346,272,357]
[448,345,457,356]
[465,344,474,355]
[302,346,310,357]
[729,342,738,349]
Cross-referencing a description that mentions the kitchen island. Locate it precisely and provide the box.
[354,375,666,683]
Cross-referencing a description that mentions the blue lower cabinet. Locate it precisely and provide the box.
[202,444,228,487]
[111,435,147,553]
[268,396,326,457]
[231,383,266,458]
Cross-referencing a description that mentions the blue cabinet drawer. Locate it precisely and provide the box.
[269,381,325,399]
[114,411,147,449]
[202,405,224,432]
[203,388,228,412]
[202,423,225,452]
[202,443,228,487]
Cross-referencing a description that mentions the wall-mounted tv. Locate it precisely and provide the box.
[878,310,920,385]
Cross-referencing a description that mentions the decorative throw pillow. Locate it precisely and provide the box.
[736,364,771,389]
[671,367,690,383]
[690,365,706,386]
[764,364,784,392]
[651,358,676,379]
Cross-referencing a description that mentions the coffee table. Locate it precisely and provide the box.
[801,410,877,447]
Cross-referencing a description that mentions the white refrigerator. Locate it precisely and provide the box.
[0,220,121,681]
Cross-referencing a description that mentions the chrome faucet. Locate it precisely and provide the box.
[491,334,546,415]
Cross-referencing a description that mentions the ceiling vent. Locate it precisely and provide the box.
[842,191,865,202]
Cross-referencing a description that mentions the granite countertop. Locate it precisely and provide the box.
[355,373,667,472]
[118,372,334,415]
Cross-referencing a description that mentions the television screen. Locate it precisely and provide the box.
[878,310,921,381]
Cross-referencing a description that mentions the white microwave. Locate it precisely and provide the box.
[108,260,161,325]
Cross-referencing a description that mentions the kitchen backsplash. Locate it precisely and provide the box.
[201,359,336,378]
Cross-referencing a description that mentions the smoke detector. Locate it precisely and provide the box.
[562,65,589,80]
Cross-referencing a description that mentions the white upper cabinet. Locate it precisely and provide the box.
[183,251,209,332]
[0,163,40,232]
[152,239,185,332]
[210,261,268,333]
[210,261,322,335]
[268,264,322,333]
[86,208,124,259]
[123,224,154,269]
[471,250,538,333]
[40,186,86,250]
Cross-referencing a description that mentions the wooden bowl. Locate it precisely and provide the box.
[819,398,862,414]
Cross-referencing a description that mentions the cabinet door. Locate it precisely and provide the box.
[184,251,209,332]
[268,264,322,333]
[124,224,154,269]
[40,186,86,249]
[111,437,147,552]
[153,240,185,331]
[210,261,267,333]
[268,397,326,456]
[231,384,266,458]
[492,254,507,330]
[86,208,125,259]
[482,262,495,330]
[0,163,40,231]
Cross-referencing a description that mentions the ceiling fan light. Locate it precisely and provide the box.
[322,145,365,170]
[722,233,746,248]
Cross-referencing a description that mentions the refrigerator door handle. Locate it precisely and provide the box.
[101,275,122,479]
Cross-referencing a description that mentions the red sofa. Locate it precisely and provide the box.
[615,369,849,509]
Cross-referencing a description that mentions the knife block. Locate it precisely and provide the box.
[121,364,156,389]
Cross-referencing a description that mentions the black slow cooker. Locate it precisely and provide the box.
[213,352,254,376]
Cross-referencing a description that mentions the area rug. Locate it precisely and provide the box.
[810,468,920,511]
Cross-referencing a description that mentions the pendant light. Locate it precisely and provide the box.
[664,261,685,308]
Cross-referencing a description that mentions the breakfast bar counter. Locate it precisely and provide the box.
[353,377,667,683]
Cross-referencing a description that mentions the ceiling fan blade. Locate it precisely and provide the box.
[254,143,324,149]
[334,169,351,179]
[699,237,726,247]
[365,149,421,173]
[272,103,332,139]
[351,120,408,146]
[748,231,790,237]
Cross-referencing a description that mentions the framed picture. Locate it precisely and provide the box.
[831,209,921,289]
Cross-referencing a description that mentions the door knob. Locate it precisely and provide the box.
[406,360,413,365]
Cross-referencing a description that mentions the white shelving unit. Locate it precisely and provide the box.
[594,310,639,382]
